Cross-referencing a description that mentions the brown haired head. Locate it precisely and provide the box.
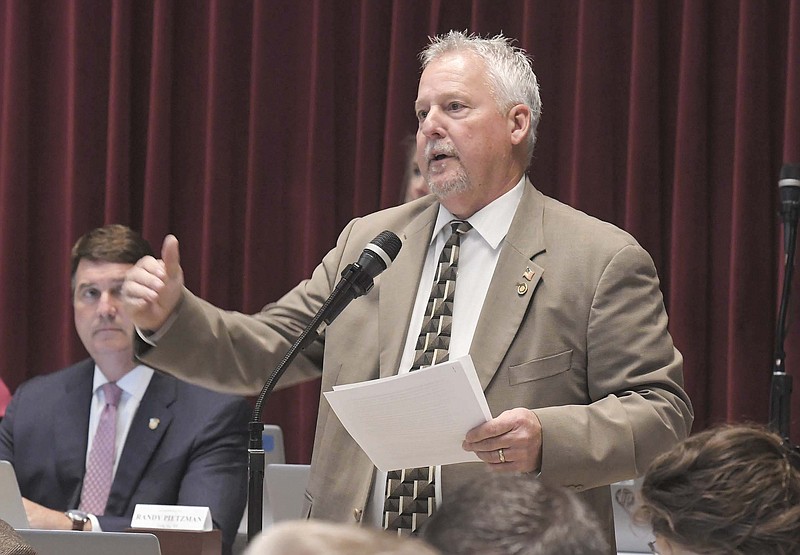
[421,472,608,555]
[639,424,800,554]
[70,225,154,292]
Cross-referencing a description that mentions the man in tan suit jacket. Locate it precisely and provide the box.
[122,32,693,551]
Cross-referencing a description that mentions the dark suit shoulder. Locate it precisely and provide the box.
[154,372,251,416]
[11,358,94,395]
[167,374,249,402]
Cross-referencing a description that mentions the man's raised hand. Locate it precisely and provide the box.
[121,234,184,332]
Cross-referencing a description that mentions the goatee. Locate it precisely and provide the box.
[428,168,470,198]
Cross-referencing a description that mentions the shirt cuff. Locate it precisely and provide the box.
[87,513,102,532]
[135,309,179,346]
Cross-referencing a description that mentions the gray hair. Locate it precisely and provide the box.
[420,30,542,164]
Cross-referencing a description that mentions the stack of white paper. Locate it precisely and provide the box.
[323,355,492,471]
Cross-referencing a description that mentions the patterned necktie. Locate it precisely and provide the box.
[79,382,123,515]
[384,219,472,535]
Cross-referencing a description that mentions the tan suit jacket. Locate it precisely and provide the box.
[138,181,693,547]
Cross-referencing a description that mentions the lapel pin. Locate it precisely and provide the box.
[516,282,528,295]
[148,418,160,430]
[523,267,535,281]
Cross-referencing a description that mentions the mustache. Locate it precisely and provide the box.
[424,140,458,160]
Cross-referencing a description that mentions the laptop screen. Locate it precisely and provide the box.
[264,464,310,523]
[0,460,29,529]
[18,530,161,555]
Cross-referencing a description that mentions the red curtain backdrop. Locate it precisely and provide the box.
[0,0,798,463]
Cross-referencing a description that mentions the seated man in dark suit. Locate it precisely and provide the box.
[0,225,250,554]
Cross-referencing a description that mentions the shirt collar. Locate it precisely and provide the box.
[92,364,154,402]
[432,175,526,249]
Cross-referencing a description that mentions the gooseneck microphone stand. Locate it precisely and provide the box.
[245,284,335,542]
[771,164,800,444]
[771,216,796,442]
[245,231,402,542]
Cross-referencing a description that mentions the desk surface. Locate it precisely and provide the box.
[128,528,221,555]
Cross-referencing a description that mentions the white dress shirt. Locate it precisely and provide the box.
[366,176,526,526]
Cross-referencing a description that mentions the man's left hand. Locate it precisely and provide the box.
[462,408,543,473]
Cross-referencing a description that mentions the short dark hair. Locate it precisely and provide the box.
[70,224,154,290]
[639,424,800,554]
[420,473,608,555]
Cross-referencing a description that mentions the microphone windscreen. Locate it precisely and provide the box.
[779,164,800,205]
[780,163,800,181]
[370,230,402,262]
[357,231,403,280]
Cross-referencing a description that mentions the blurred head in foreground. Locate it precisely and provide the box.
[244,519,440,555]
[639,424,800,555]
[420,472,608,555]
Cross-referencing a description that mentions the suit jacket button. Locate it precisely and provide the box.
[353,508,363,522]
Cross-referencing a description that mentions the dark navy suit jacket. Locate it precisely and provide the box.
[0,359,250,552]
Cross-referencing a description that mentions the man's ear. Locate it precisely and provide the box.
[508,104,531,145]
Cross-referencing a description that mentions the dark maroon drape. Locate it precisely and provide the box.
[0,0,798,463]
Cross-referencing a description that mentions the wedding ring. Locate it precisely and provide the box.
[498,448,506,463]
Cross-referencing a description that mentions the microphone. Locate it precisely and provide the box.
[779,163,800,256]
[772,164,800,441]
[247,230,401,540]
[323,230,403,325]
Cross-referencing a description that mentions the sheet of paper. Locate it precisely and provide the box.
[323,355,492,472]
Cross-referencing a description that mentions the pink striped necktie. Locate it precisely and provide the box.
[79,381,123,515]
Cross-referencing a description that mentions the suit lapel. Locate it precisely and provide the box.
[54,361,94,507]
[379,204,438,378]
[470,181,546,390]
[105,372,175,514]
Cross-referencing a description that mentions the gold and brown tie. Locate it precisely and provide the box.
[384,220,472,535]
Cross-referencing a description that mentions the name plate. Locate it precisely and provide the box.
[130,504,212,531]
